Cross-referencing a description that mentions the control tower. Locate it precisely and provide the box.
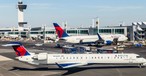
[17,0,27,31]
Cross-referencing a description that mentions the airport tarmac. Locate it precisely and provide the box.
[0,41,146,76]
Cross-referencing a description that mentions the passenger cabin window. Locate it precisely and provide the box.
[73,57,75,59]
[108,57,109,59]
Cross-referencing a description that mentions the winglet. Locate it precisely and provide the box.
[97,33,103,40]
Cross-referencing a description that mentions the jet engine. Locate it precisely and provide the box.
[33,53,47,60]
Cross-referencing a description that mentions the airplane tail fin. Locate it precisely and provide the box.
[3,42,30,56]
[53,23,69,38]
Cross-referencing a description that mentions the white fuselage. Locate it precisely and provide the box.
[46,54,146,65]
[62,35,98,43]
[19,53,146,67]
[18,53,146,64]
[101,34,128,42]
[60,34,127,44]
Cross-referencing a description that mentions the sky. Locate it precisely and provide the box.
[0,0,146,28]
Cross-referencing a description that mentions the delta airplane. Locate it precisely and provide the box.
[53,23,128,45]
[3,42,146,68]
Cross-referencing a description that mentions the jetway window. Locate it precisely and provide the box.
[67,30,77,34]
[31,32,39,34]
[46,31,55,34]
[14,32,19,34]
[21,32,26,34]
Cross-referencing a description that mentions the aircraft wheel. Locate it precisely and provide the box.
[138,63,143,68]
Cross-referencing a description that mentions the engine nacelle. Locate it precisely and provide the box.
[34,53,47,60]
[105,40,112,45]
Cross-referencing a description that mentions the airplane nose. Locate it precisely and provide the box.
[118,37,127,41]
[124,37,128,41]
[142,59,146,66]
[125,37,128,40]
[143,62,146,66]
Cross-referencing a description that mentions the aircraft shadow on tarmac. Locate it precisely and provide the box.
[9,66,138,76]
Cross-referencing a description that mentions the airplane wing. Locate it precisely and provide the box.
[56,62,87,68]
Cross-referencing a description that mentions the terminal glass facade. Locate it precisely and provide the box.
[46,31,55,34]
[79,30,89,34]
[115,29,124,34]
[99,29,112,33]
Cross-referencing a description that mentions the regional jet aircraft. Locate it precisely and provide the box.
[3,42,146,68]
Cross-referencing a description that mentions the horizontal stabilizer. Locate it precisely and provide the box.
[2,42,22,47]
[2,42,30,56]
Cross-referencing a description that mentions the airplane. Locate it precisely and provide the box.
[53,23,128,45]
[3,42,146,68]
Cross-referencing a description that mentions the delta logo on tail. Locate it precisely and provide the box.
[53,23,69,38]
[5,42,30,56]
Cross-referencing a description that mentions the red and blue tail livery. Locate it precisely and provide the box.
[53,23,69,38]
[3,42,30,56]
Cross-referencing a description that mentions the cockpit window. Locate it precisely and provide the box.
[136,56,142,58]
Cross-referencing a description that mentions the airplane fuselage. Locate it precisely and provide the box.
[45,54,146,64]
[61,34,127,44]
[18,53,146,68]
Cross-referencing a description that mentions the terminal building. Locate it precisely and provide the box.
[1,0,145,41]
[0,24,127,40]
[1,22,146,41]
[0,0,144,41]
